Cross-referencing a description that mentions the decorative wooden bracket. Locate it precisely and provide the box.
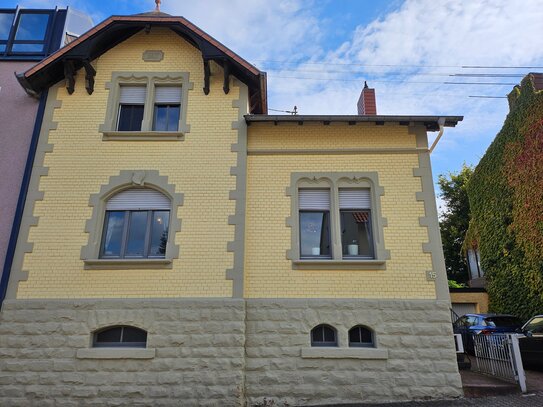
[223,60,230,94]
[203,58,211,95]
[82,59,96,95]
[63,60,76,94]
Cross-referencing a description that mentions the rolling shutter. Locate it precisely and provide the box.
[339,189,371,209]
[299,189,330,210]
[119,86,146,104]
[106,189,170,211]
[155,86,182,104]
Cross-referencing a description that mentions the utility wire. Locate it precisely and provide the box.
[269,75,515,86]
[264,68,524,78]
[255,59,543,70]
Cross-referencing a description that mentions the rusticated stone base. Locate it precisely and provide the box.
[244,298,463,406]
[0,298,463,406]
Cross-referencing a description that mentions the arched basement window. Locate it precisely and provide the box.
[311,324,338,347]
[93,326,147,348]
[348,325,374,347]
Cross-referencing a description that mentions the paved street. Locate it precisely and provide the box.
[319,392,543,406]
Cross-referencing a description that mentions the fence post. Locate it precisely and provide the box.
[509,334,527,393]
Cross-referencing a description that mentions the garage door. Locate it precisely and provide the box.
[452,303,476,317]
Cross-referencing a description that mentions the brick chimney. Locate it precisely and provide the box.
[357,81,377,115]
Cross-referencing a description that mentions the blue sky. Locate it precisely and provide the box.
[7,0,543,208]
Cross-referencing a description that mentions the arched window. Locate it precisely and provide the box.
[311,324,337,347]
[348,325,374,347]
[100,188,170,259]
[93,326,147,348]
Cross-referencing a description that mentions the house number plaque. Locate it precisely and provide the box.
[426,271,437,281]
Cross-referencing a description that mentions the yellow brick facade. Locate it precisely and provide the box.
[245,124,435,299]
[15,28,438,301]
[18,28,239,298]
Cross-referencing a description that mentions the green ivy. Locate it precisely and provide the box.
[466,74,543,321]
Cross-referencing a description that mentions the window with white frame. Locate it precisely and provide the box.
[339,188,374,259]
[299,189,331,258]
[100,189,170,259]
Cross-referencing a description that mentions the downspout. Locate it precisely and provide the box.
[428,117,446,153]
[0,90,48,309]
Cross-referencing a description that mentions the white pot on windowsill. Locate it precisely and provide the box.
[348,244,359,256]
[311,247,321,256]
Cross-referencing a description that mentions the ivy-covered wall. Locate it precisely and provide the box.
[466,73,543,321]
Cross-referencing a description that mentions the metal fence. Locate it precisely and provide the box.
[471,333,526,392]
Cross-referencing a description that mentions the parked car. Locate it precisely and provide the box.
[453,313,523,354]
[519,314,543,370]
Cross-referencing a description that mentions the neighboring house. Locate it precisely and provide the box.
[0,8,464,406]
[465,72,543,321]
[0,6,93,286]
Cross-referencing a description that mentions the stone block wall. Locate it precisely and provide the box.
[245,299,463,406]
[0,299,245,406]
[0,298,462,406]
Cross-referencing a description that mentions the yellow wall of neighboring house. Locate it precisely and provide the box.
[450,291,489,313]
[17,28,240,298]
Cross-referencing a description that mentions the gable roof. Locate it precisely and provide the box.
[16,14,268,114]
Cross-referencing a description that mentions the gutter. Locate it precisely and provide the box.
[0,90,48,309]
[428,117,446,153]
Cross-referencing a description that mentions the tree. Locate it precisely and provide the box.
[438,164,474,284]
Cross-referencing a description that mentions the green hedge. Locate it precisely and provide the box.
[466,74,543,321]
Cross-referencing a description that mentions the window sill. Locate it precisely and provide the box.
[76,348,156,359]
[84,259,172,270]
[301,347,388,360]
[101,131,184,141]
[293,259,386,270]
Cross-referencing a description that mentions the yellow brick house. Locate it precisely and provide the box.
[0,9,463,406]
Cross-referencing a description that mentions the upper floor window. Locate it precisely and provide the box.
[117,86,146,131]
[311,324,338,347]
[0,11,15,53]
[0,10,53,55]
[153,86,182,131]
[299,189,331,258]
[100,188,170,259]
[339,189,373,259]
[93,326,147,348]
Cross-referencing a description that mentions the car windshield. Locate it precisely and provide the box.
[484,317,522,327]
[525,317,543,333]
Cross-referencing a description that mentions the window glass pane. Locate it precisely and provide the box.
[11,43,45,53]
[102,211,125,257]
[15,13,50,40]
[300,211,330,257]
[149,211,169,257]
[96,327,122,343]
[340,210,373,258]
[323,326,335,342]
[118,105,144,131]
[0,44,5,52]
[312,327,322,343]
[125,211,148,257]
[167,105,180,131]
[153,105,168,131]
[0,13,15,40]
[360,328,372,343]
[349,327,361,343]
[122,327,147,343]
[526,317,543,333]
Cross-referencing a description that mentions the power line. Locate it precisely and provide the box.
[265,68,524,78]
[269,75,516,86]
[255,59,543,70]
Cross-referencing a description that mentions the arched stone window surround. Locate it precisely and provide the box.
[81,170,183,269]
